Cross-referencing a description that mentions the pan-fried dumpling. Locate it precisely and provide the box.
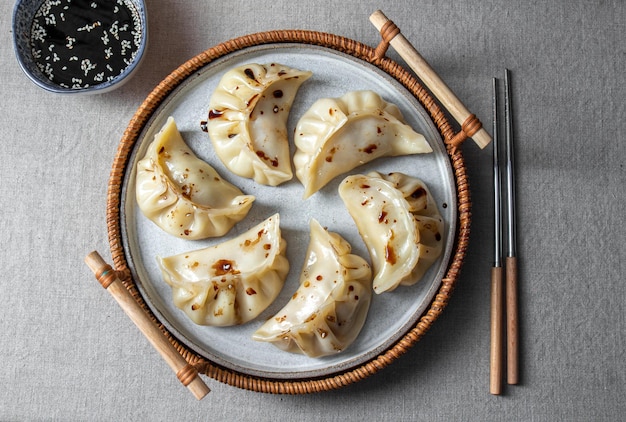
[293,90,432,198]
[157,214,289,326]
[252,219,371,357]
[206,63,312,186]
[338,172,444,294]
[136,117,255,240]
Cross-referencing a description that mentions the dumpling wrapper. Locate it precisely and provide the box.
[158,214,289,326]
[253,219,371,357]
[207,63,312,186]
[338,172,444,294]
[293,90,432,198]
[136,117,255,240]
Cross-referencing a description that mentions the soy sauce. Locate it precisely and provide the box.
[30,0,142,89]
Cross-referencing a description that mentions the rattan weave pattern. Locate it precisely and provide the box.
[105,29,471,394]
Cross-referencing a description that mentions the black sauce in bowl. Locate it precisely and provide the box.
[30,0,142,89]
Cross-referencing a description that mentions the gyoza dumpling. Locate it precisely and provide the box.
[338,172,444,294]
[158,214,289,326]
[252,219,371,357]
[293,90,432,198]
[206,63,312,186]
[136,117,255,240]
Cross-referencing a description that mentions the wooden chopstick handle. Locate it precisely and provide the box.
[506,256,519,385]
[84,251,210,400]
[369,10,492,149]
[490,266,504,395]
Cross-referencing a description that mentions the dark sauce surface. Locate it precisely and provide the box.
[30,0,141,89]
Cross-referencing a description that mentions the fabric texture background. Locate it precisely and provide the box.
[1,0,624,420]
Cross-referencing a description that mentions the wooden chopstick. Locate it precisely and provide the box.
[84,251,211,400]
[369,10,492,149]
[504,69,519,385]
[490,78,504,395]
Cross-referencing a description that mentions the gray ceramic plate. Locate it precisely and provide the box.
[120,43,456,380]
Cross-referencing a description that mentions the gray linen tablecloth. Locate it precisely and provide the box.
[1,0,625,420]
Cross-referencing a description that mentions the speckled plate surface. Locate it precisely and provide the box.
[120,43,456,380]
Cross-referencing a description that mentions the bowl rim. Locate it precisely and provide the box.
[12,0,148,94]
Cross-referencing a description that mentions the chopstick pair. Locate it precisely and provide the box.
[490,70,518,395]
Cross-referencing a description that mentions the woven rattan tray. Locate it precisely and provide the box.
[104,29,472,394]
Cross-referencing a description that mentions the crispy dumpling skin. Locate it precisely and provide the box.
[206,63,312,186]
[136,117,255,239]
[158,214,289,326]
[293,90,432,198]
[252,219,372,357]
[338,172,444,294]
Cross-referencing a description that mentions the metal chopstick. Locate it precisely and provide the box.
[490,78,505,395]
[504,69,519,385]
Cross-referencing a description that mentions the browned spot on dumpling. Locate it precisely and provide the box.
[256,150,279,167]
[273,89,283,98]
[244,68,255,80]
[378,210,388,224]
[275,315,287,322]
[305,313,317,323]
[243,229,266,248]
[316,275,323,281]
[360,144,377,154]
[180,184,192,200]
[326,147,339,163]
[212,259,239,276]
[385,244,397,265]
[246,287,257,295]
[318,328,328,339]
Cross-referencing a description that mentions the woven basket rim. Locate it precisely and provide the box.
[105,29,471,394]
